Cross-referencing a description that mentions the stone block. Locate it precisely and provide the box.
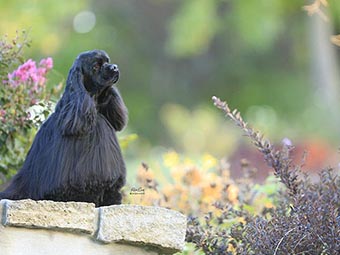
[96,204,187,253]
[2,199,95,234]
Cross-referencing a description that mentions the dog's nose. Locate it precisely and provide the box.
[110,64,119,72]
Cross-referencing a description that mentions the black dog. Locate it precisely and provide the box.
[0,50,128,207]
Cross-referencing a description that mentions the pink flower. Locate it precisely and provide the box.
[18,71,29,82]
[0,109,6,123]
[18,59,36,75]
[38,77,46,86]
[30,72,39,83]
[6,57,53,89]
[7,59,37,86]
[0,109,6,117]
[37,67,47,76]
[39,57,53,70]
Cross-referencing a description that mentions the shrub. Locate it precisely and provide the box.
[184,97,339,254]
[0,31,56,180]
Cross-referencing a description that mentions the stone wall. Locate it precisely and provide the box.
[0,199,187,255]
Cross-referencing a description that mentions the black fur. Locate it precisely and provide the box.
[0,50,128,207]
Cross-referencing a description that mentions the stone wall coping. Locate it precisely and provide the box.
[0,199,186,254]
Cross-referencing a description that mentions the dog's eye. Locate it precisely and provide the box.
[93,63,101,71]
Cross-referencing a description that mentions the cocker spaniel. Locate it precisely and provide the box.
[0,50,128,207]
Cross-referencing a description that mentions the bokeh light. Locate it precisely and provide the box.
[73,10,96,34]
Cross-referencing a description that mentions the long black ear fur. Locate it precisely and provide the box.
[56,63,97,137]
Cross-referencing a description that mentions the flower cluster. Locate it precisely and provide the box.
[1,57,53,125]
[6,57,53,94]
[123,151,275,216]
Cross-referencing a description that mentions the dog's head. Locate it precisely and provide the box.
[70,50,119,95]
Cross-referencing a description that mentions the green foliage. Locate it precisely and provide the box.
[160,104,238,156]
[166,0,219,58]
[1,1,338,144]
[232,0,284,51]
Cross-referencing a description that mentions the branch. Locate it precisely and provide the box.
[212,96,300,196]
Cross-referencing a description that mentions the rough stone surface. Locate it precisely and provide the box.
[97,204,187,253]
[2,199,95,234]
[0,200,186,254]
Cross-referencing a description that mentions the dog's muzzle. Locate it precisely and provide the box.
[103,64,119,83]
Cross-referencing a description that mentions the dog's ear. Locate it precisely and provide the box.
[56,59,97,137]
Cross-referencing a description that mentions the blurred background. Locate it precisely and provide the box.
[1,0,340,181]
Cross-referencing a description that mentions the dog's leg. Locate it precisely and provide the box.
[100,177,125,206]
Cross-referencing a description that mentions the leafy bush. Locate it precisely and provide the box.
[0,31,56,180]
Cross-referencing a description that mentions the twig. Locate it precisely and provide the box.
[273,227,297,255]
[212,96,300,196]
